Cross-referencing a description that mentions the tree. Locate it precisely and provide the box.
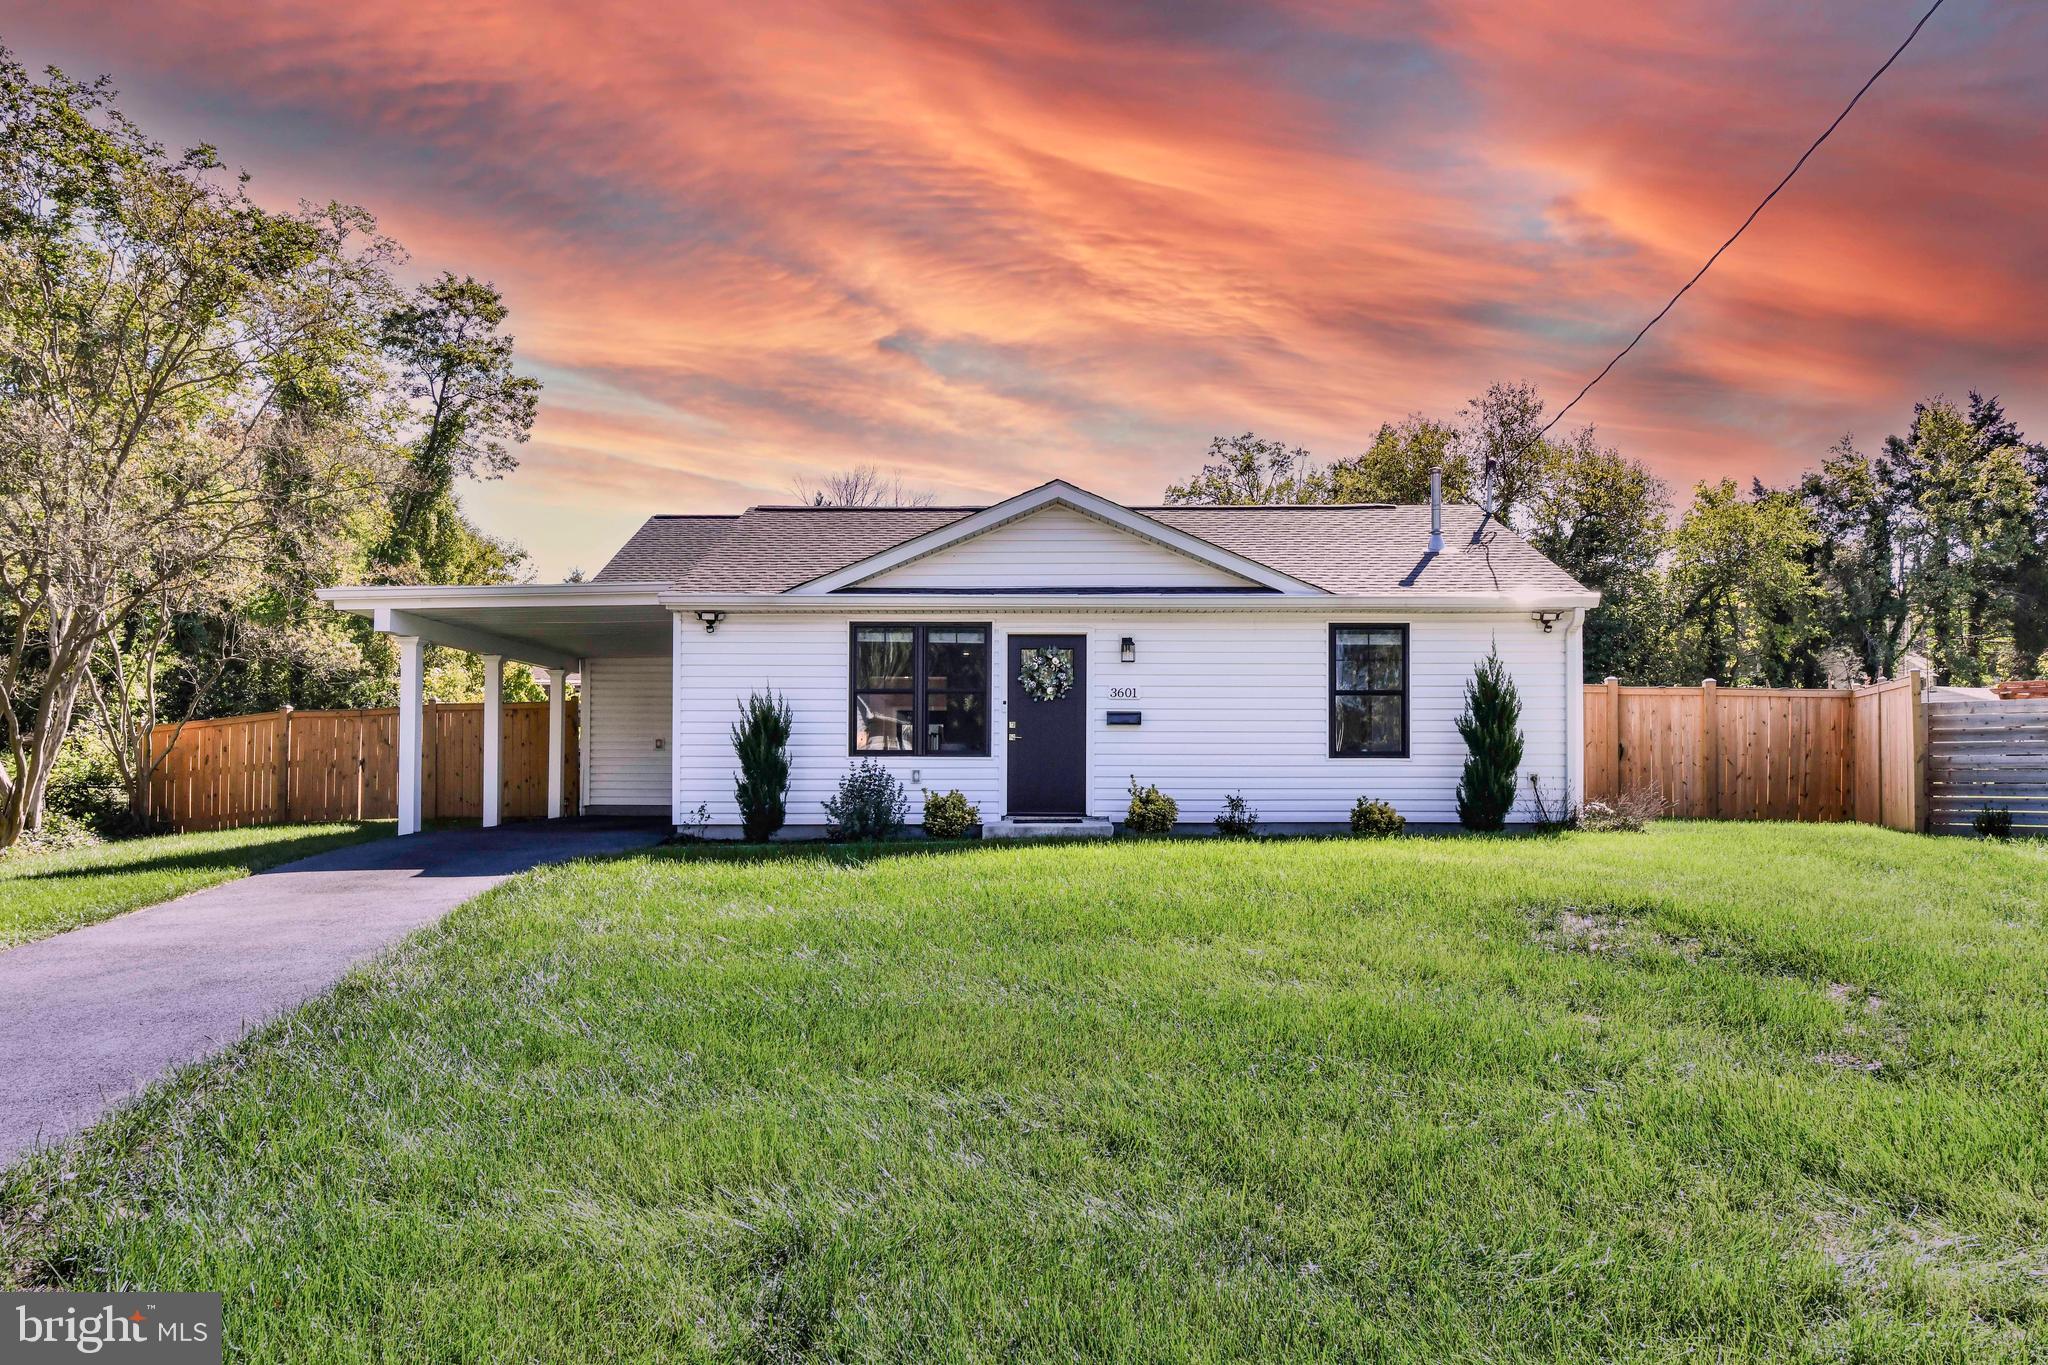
[1886,396,2035,684]
[1661,481,1829,686]
[0,54,397,847]
[1325,416,1469,504]
[1798,394,2041,685]
[373,273,540,583]
[1523,428,1668,681]
[2000,391,2048,674]
[1455,647,1522,830]
[1162,433,1326,505]
[1798,436,1911,683]
[790,464,934,507]
[1458,381,1550,523]
[731,690,792,842]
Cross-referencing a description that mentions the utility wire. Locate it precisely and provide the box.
[1531,0,1951,442]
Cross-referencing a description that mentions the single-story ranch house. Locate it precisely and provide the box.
[319,480,1597,836]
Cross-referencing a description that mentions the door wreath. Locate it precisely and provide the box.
[1018,647,1075,702]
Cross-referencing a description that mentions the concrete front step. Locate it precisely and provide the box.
[983,818,1115,840]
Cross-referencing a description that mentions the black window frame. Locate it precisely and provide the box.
[848,622,992,757]
[1329,623,1410,758]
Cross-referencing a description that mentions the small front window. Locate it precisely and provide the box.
[1331,624,1408,757]
[851,624,990,756]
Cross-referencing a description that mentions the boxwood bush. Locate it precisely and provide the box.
[1124,777,1178,835]
[1350,797,1405,837]
[922,789,980,840]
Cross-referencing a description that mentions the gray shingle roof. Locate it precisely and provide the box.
[594,501,1587,597]
[1143,504,1586,596]
[591,515,737,583]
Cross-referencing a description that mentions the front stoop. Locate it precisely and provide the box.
[983,817,1114,840]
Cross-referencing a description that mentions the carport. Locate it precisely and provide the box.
[316,582,671,834]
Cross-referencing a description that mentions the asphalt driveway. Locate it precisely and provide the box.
[0,819,667,1168]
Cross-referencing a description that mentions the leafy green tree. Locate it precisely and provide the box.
[1798,436,1911,683]
[1886,396,2036,684]
[1458,380,1550,522]
[1795,394,2040,685]
[1523,428,1667,681]
[0,52,397,845]
[1661,481,1829,686]
[373,273,540,583]
[1455,648,1523,830]
[1325,416,1469,504]
[1163,433,1325,505]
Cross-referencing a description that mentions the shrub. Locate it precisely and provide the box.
[1214,791,1259,838]
[1455,647,1523,831]
[824,760,909,841]
[1350,797,1405,837]
[672,802,712,842]
[1582,787,1662,833]
[1525,775,1578,834]
[44,737,129,836]
[923,789,980,839]
[8,806,103,857]
[730,690,793,842]
[1124,776,1178,835]
[1975,805,2013,839]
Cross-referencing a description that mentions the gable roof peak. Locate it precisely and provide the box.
[786,479,1324,596]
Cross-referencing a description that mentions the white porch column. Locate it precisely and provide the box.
[543,667,565,819]
[481,654,503,828]
[395,634,424,836]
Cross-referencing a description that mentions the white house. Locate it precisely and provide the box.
[318,479,1597,836]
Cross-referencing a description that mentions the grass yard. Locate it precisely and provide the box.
[5,823,2046,1361]
[0,822,390,948]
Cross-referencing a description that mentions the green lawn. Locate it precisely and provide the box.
[5,824,2046,1361]
[0,822,389,947]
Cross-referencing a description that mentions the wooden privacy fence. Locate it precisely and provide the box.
[1583,674,1925,831]
[146,702,579,833]
[1926,692,2048,835]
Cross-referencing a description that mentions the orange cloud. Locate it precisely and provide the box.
[6,0,2043,569]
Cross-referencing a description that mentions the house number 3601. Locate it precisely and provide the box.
[1107,685,1140,701]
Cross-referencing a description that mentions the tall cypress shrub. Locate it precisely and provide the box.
[731,690,793,842]
[1455,648,1523,831]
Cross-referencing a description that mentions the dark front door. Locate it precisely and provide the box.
[1007,634,1087,817]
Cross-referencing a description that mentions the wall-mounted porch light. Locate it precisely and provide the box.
[1120,636,1136,663]
[1531,611,1564,634]
[696,610,727,633]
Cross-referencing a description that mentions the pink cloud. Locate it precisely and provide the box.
[5,0,2042,570]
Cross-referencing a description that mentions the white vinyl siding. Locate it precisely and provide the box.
[673,611,1571,828]
[583,655,671,809]
[853,505,1256,590]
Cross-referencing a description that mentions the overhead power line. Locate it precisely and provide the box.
[1532,0,1952,442]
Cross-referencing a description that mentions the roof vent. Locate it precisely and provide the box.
[1427,470,1444,555]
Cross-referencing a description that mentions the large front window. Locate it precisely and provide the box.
[1330,624,1408,757]
[851,624,989,755]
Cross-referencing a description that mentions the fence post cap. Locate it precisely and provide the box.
[1603,676,1620,684]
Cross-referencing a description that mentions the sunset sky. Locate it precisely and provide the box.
[3,1,2042,577]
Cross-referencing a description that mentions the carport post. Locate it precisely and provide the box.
[543,667,565,819]
[481,654,503,828]
[395,634,424,836]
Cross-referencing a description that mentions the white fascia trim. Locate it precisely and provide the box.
[784,479,1325,596]
[662,590,1601,613]
[316,583,670,613]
